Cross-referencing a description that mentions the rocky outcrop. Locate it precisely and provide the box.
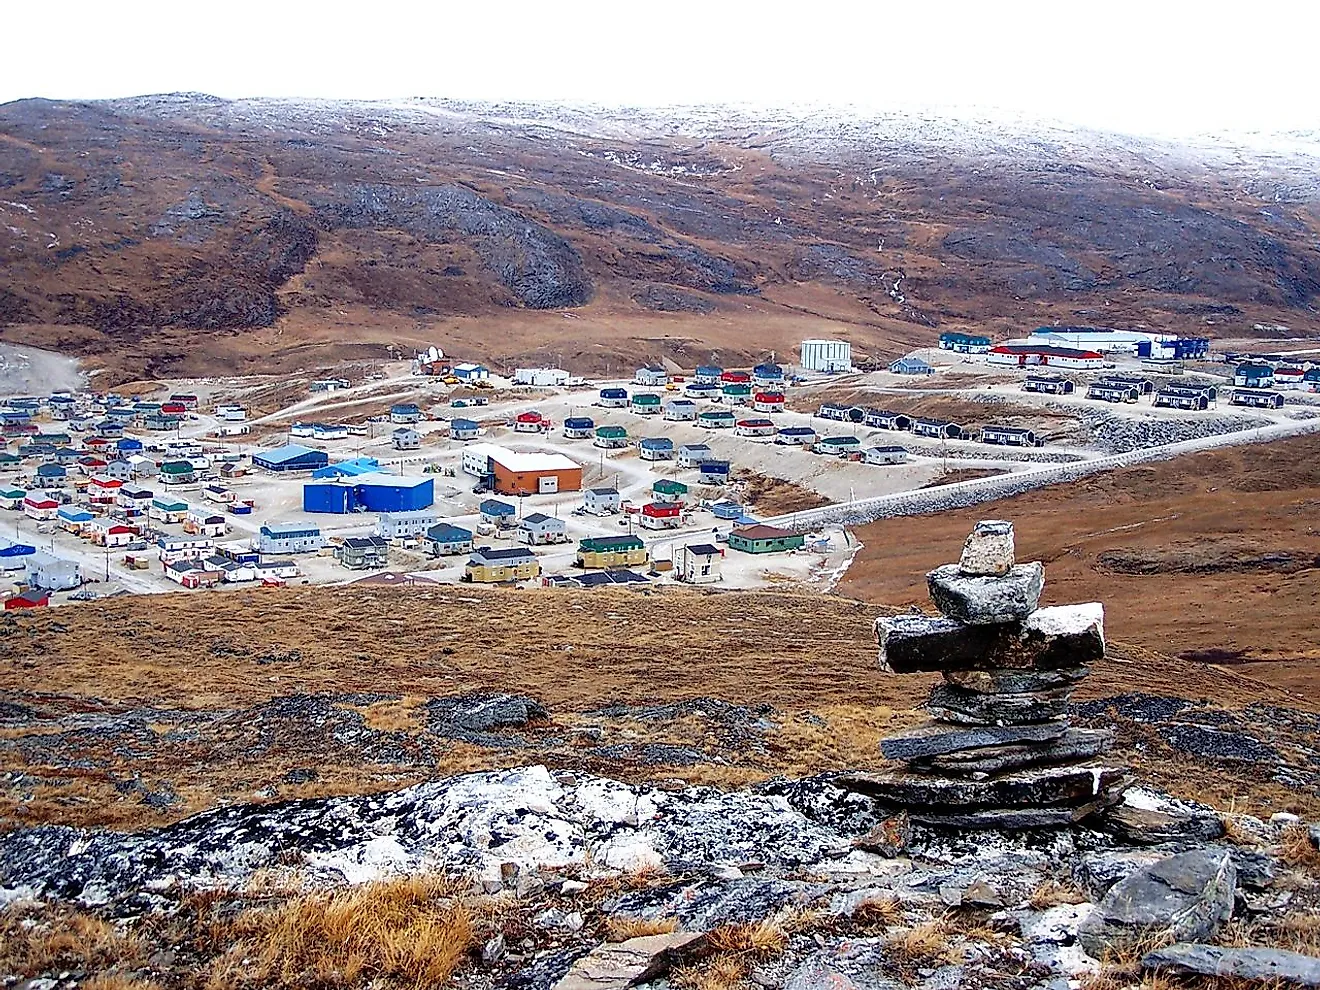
[1142,943,1320,987]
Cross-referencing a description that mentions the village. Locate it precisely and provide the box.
[0,326,1313,607]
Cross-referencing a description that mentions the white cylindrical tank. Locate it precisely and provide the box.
[800,339,853,372]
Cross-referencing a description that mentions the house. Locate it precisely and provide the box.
[1235,363,1275,388]
[163,559,224,589]
[5,589,49,609]
[677,443,714,468]
[452,362,489,381]
[207,555,258,583]
[169,393,200,410]
[815,435,863,456]
[910,418,964,440]
[1230,388,1284,409]
[149,497,190,523]
[157,535,214,564]
[563,416,595,439]
[479,499,517,528]
[22,493,60,520]
[117,486,154,513]
[863,445,909,465]
[720,370,751,385]
[376,509,440,540]
[817,402,856,422]
[987,344,1104,370]
[252,444,330,473]
[752,363,785,387]
[450,418,481,441]
[1304,368,1320,393]
[980,426,1039,446]
[1274,367,1306,390]
[752,391,786,414]
[599,387,630,408]
[34,464,67,485]
[392,428,421,450]
[1103,374,1157,395]
[336,536,390,570]
[202,484,234,504]
[639,437,674,461]
[594,425,629,449]
[543,569,651,589]
[257,522,326,554]
[710,501,744,521]
[1086,382,1140,404]
[583,487,622,515]
[735,418,777,438]
[390,403,423,424]
[88,518,137,547]
[721,383,752,404]
[639,501,682,530]
[775,426,817,445]
[675,543,723,584]
[576,535,648,569]
[95,420,123,438]
[938,332,992,354]
[0,452,22,469]
[519,512,568,545]
[158,460,196,485]
[694,365,723,385]
[87,477,123,505]
[184,508,228,537]
[631,393,662,415]
[889,356,935,375]
[697,410,735,430]
[0,488,26,511]
[465,546,541,583]
[514,411,546,433]
[57,505,95,533]
[424,523,474,557]
[513,368,570,387]
[310,423,348,441]
[663,400,697,421]
[25,550,80,590]
[101,459,135,481]
[728,524,806,554]
[863,409,912,431]
[684,382,721,401]
[635,366,668,387]
[1153,387,1210,411]
[651,478,689,504]
[116,437,144,455]
[698,460,731,485]
[1022,375,1076,395]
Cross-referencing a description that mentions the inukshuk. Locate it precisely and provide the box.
[843,520,1131,829]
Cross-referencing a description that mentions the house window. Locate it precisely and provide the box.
[700,565,710,576]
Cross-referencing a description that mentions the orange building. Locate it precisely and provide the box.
[491,450,583,495]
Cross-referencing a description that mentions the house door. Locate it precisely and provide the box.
[538,475,559,494]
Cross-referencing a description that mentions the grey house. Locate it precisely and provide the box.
[25,550,80,591]
[337,536,390,570]
[424,523,474,557]
[518,512,568,546]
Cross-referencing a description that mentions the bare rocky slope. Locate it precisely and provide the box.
[1,95,1318,380]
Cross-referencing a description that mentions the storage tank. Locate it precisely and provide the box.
[799,339,853,372]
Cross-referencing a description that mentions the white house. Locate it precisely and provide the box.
[392,428,421,450]
[634,366,668,387]
[518,512,568,545]
[583,488,622,515]
[675,543,723,584]
[677,444,714,468]
[376,509,439,540]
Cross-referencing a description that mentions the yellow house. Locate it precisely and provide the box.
[575,535,648,569]
[464,546,542,583]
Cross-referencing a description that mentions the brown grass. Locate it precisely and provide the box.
[603,916,679,942]
[851,895,905,927]
[1027,880,1089,910]
[884,919,962,970]
[1280,824,1320,870]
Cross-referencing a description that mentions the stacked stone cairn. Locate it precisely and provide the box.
[844,520,1131,830]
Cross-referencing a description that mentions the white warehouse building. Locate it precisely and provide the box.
[799,339,853,373]
[1026,328,1163,355]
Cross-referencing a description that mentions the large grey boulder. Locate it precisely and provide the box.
[839,764,1129,810]
[553,932,706,990]
[1100,788,1226,846]
[1143,943,1320,987]
[927,562,1044,624]
[1078,849,1236,957]
[959,519,1015,575]
[875,604,1105,674]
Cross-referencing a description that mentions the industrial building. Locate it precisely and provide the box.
[312,457,381,480]
[253,444,329,473]
[514,368,570,387]
[799,339,853,373]
[987,344,1104,369]
[460,444,583,494]
[938,332,991,354]
[1026,327,1159,354]
[258,522,326,555]
[303,474,435,514]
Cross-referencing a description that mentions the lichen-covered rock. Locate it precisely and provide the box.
[927,562,1044,624]
[926,683,1071,726]
[959,520,1016,575]
[1142,943,1320,987]
[880,720,1069,760]
[1078,849,1237,956]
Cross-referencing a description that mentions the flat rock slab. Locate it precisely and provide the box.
[1079,849,1237,957]
[875,604,1105,674]
[553,932,707,990]
[1101,789,1226,846]
[927,682,1071,726]
[906,797,1115,830]
[1143,943,1320,988]
[879,720,1069,760]
[837,764,1130,809]
[944,666,1090,694]
[927,562,1044,624]
[912,728,1115,775]
[959,519,1015,576]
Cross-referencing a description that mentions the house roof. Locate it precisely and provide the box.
[426,523,473,541]
[479,499,516,516]
[640,437,673,448]
[867,445,909,453]
[595,426,628,437]
[261,521,321,535]
[342,536,389,550]
[588,487,620,497]
[472,546,537,561]
[450,418,480,430]
[255,443,323,464]
[653,479,688,493]
[579,535,645,552]
[732,524,798,540]
[522,512,564,526]
[992,344,1103,359]
[680,444,711,452]
[564,417,595,428]
[491,450,580,472]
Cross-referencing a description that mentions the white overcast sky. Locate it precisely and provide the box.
[4,0,1318,138]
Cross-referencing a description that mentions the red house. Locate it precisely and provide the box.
[720,371,751,384]
[169,394,200,409]
[161,402,188,415]
[5,589,49,609]
[83,437,111,451]
[753,391,785,413]
[639,501,682,530]
[513,411,547,434]
[87,476,124,504]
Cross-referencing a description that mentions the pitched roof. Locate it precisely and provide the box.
[732,524,797,540]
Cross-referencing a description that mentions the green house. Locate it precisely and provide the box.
[159,460,197,484]
[0,452,21,466]
[652,478,689,502]
[722,383,752,397]
[728,524,806,555]
[0,487,25,509]
[631,393,662,414]
[594,425,629,449]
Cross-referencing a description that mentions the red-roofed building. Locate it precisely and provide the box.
[639,501,682,530]
[986,344,1104,370]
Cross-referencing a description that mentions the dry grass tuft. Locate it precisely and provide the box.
[1028,880,1089,910]
[884,919,963,970]
[1280,824,1320,870]
[1218,814,1262,848]
[852,895,905,928]
[674,954,751,990]
[80,978,163,990]
[602,915,679,942]
[0,907,147,979]
[706,916,791,959]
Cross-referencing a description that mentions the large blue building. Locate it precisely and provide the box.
[253,444,330,473]
[303,473,434,514]
[311,457,381,480]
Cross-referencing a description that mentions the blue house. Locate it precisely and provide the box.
[479,498,517,528]
[116,437,144,453]
[1233,363,1274,388]
[753,362,785,386]
[599,387,629,408]
[452,363,489,381]
[694,365,723,385]
[35,464,67,482]
[699,460,732,484]
[889,356,935,375]
[639,437,674,461]
[450,418,480,441]
[710,500,743,520]
[938,332,991,354]
[563,416,595,439]
[253,444,330,473]
[390,403,423,424]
